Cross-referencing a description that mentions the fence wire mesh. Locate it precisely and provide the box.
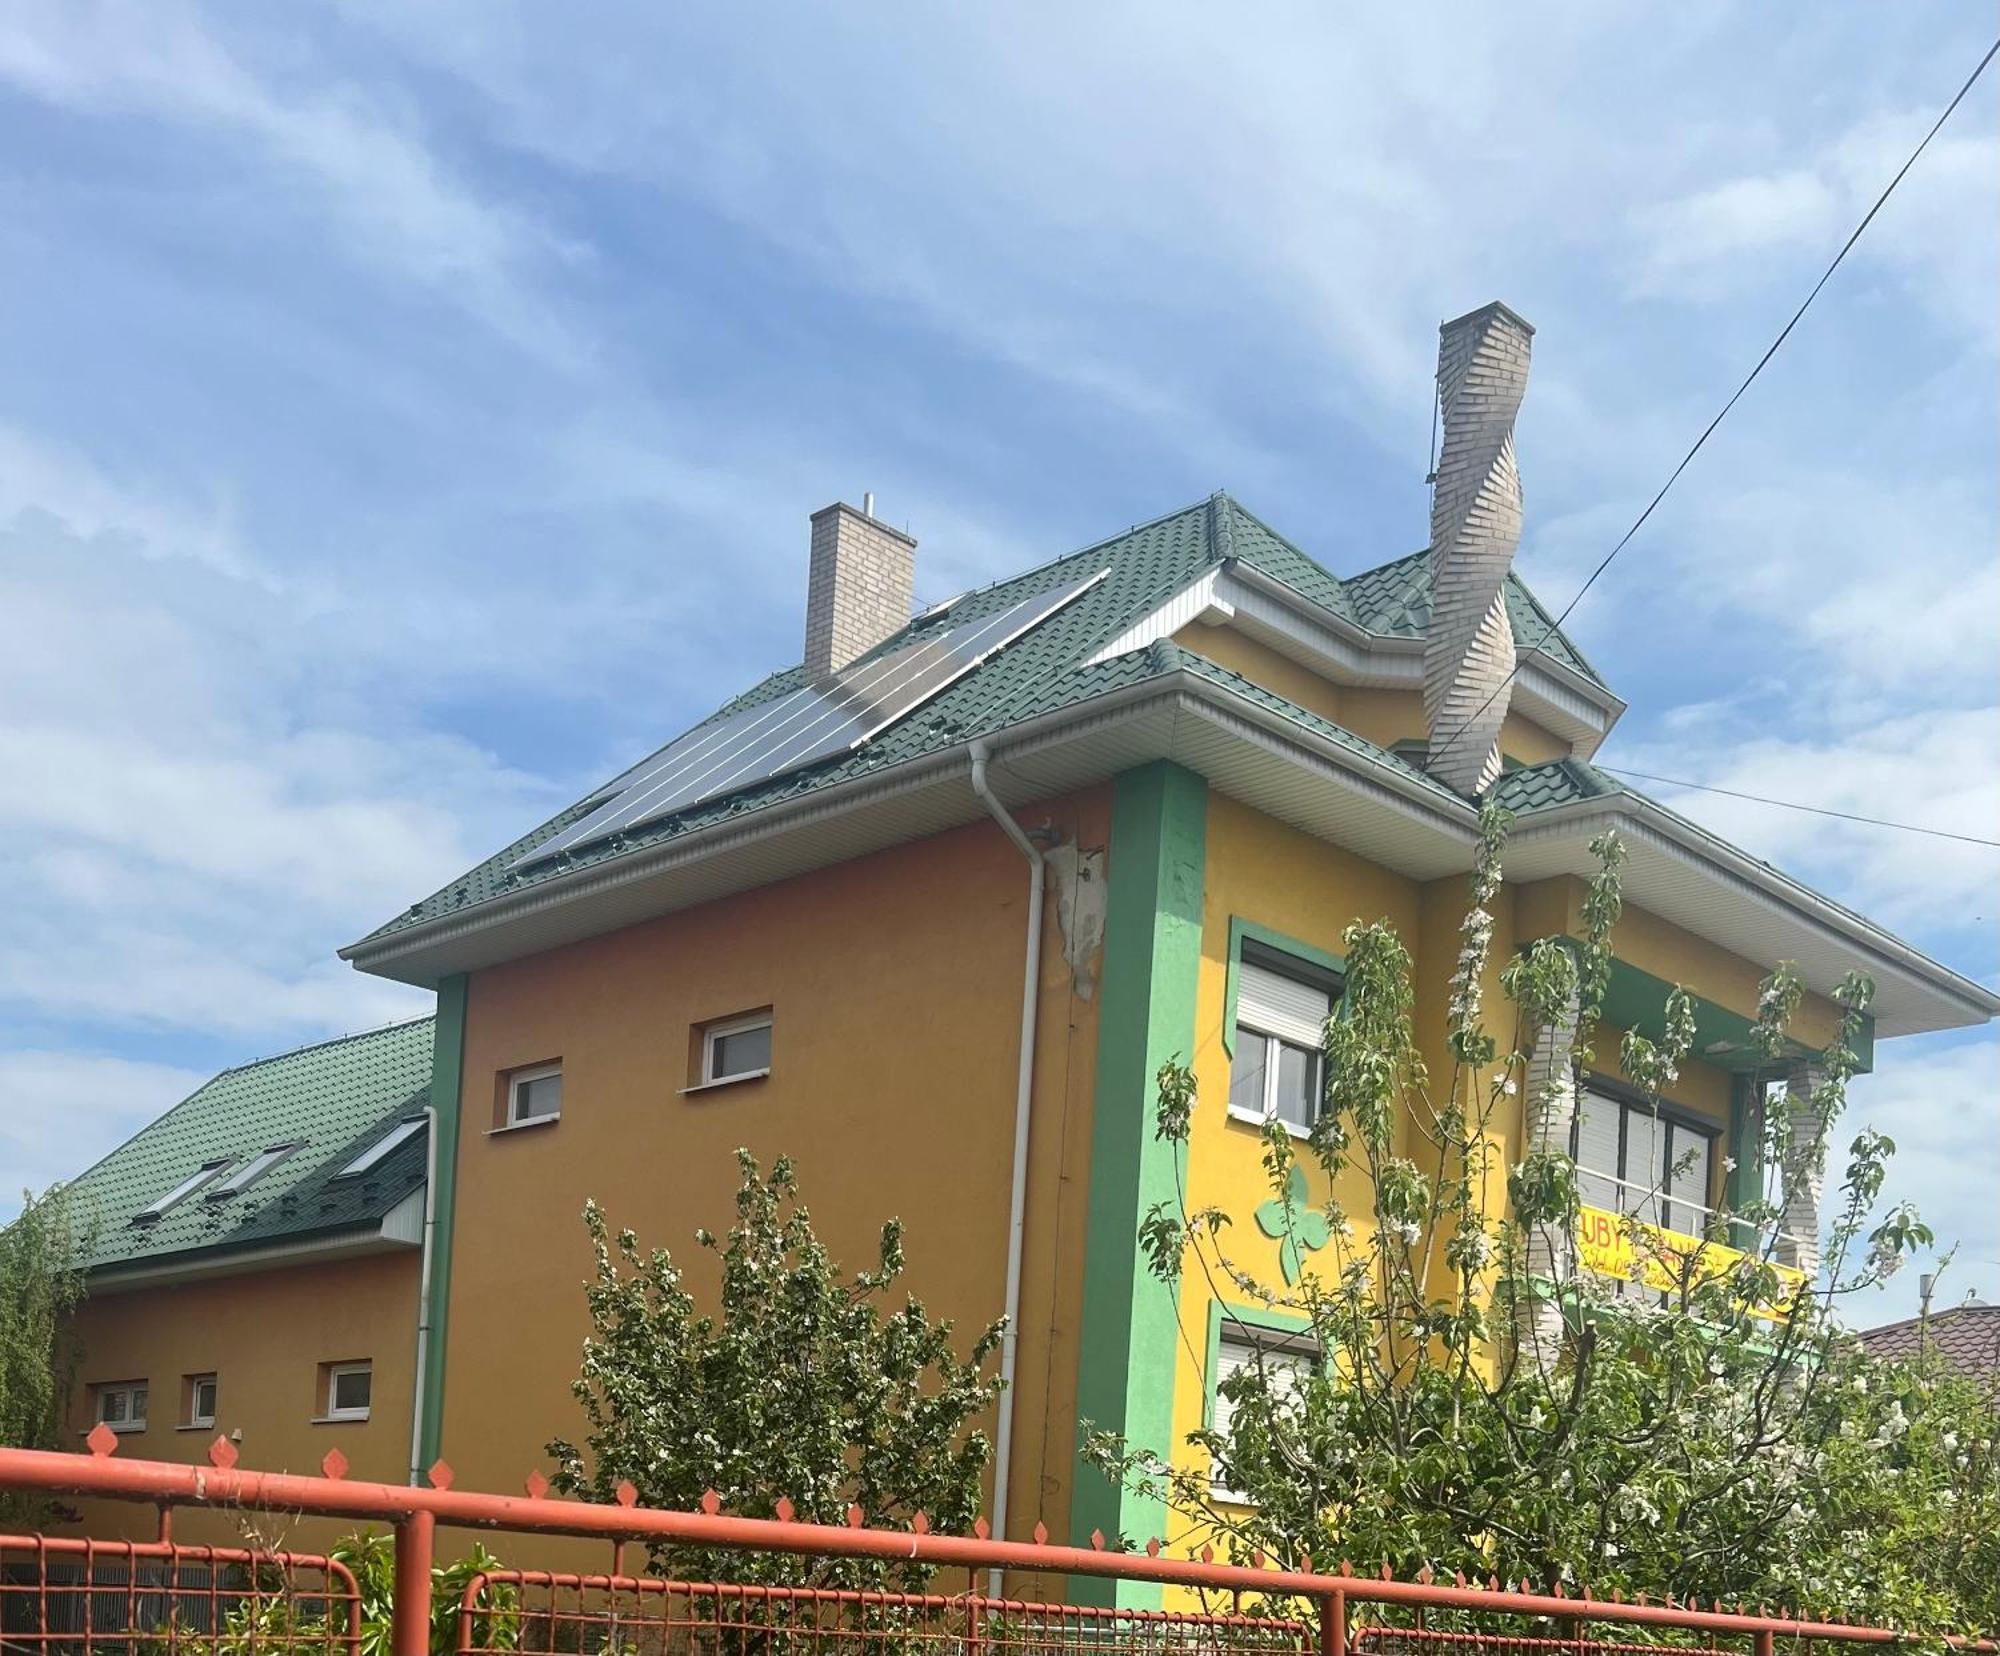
[1353,1626,1733,1656]
[456,1572,1314,1656]
[0,1536,360,1656]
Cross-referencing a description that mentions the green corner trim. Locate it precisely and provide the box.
[1072,762,1207,1608]
[1221,917,1346,1058]
[1726,1073,1764,1251]
[416,972,467,1474]
[1201,1299,1317,1431]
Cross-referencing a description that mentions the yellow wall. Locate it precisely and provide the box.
[1174,626,1572,767]
[64,1251,419,1547]
[439,788,1111,1560]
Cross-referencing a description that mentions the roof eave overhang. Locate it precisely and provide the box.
[1502,795,2000,1039]
[344,669,1481,986]
[85,1202,423,1295]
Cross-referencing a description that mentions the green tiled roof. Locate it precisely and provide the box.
[1486,756,1626,815]
[1343,548,1608,687]
[66,1018,434,1274]
[356,495,1607,952]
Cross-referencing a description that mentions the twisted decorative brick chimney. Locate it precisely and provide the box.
[1423,302,1534,795]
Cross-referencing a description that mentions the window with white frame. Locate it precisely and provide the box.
[1572,1082,1718,1236]
[700,1012,773,1086]
[323,1362,372,1421]
[186,1374,217,1429]
[132,1160,232,1225]
[94,1381,148,1432]
[205,1144,297,1201]
[1228,954,1334,1133]
[337,1117,426,1178]
[1209,1321,1319,1503]
[504,1062,562,1127]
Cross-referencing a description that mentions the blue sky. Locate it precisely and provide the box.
[1,3,1993,1320]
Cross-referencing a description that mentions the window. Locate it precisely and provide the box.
[186,1374,217,1429]
[701,1012,773,1086]
[205,1144,297,1200]
[323,1362,372,1421]
[338,1117,426,1178]
[1209,1322,1319,1503]
[94,1381,148,1432]
[505,1062,563,1127]
[1572,1082,1718,1235]
[1229,956,1333,1133]
[132,1160,232,1225]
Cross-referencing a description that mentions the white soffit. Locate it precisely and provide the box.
[1504,807,1999,1038]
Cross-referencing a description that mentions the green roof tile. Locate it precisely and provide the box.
[355,495,1606,952]
[67,1018,434,1274]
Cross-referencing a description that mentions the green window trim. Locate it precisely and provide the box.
[1221,917,1346,1059]
[1201,1298,1318,1432]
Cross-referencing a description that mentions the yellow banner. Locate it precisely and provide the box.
[1575,1203,1807,1321]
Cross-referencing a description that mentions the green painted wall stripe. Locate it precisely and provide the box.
[1071,762,1207,1608]
[416,972,467,1474]
[1726,1073,1763,1251]
[1221,917,1346,1058]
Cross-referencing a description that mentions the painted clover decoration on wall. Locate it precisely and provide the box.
[1255,1163,1330,1285]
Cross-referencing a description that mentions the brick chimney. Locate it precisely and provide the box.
[1423,301,1534,796]
[804,499,917,680]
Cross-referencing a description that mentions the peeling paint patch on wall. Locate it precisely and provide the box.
[1045,841,1107,999]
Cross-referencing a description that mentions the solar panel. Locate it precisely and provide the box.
[517,567,1106,869]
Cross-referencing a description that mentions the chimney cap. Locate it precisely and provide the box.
[808,499,917,548]
[1440,299,1536,339]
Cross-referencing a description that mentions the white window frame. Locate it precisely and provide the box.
[94,1381,149,1433]
[1571,1081,1719,1236]
[1227,957,1333,1138]
[186,1374,218,1430]
[133,1160,232,1225]
[1208,1322,1320,1505]
[205,1144,297,1201]
[323,1362,372,1422]
[338,1117,426,1178]
[699,1012,773,1088]
[503,1062,563,1129]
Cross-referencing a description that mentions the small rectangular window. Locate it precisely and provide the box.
[324,1362,372,1421]
[1210,1323,1319,1504]
[206,1144,297,1200]
[701,1013,773,1086]
[133,1161,232,1225]
[94,1381,149,1432]
[1230,957,1333,1134]
[505,1063,563,1127]
[186,1374,217,1428]
[338,1117,427,1178]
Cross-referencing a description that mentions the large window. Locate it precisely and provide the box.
[1572,1081,1718,1235]
[1228,955,1334,1133]
[1209,1320,1320,1504]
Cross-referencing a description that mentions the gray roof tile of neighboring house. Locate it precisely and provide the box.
[354,495,1607,950]
[65,1018,434,1275]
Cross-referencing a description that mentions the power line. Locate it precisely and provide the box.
[1428,31,2000,770]
[1601,766,2000,849]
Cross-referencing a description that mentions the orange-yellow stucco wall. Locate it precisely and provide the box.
[63,1251,419,1548]
[437,787,1111,1568]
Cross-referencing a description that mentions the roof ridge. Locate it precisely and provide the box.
[1503,568,1609,682]
[207,1012,436,1084]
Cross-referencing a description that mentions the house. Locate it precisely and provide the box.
[57,1018,434,1542]
[52,303,1997,1589]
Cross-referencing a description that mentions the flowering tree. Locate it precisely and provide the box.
[549,1149,1004,1587]
[1091,808,1996,1636]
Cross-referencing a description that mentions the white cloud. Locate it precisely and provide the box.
[0,1050,206,1205]
[1836,1032,2000,1323]
[0,0,582,360]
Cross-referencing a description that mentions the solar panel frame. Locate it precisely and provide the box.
[515,567,1105,869]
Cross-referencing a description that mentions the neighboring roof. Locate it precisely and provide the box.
[1861,1302,2000,1380]
[66,1018,434,1277]
[349,495,1600,954]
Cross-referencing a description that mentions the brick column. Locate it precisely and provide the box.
[1516,977,1582,1363]
[1774,1062,1826,1278]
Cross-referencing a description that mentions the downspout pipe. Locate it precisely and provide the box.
[967,739,1043,1587]
[408,1105,439,1486]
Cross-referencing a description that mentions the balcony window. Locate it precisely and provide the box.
[1572,1082,1718,1236]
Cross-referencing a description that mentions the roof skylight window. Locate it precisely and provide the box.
[131,1160,232,1226]
[204,1143,299,1200]
[337,1117,426,1180]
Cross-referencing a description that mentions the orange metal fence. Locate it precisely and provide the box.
[0,1534,360,1656]
[0,1433,1986,1656]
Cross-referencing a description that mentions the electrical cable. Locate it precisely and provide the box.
[1426,32,2000,771]
[1599,766,2000,848]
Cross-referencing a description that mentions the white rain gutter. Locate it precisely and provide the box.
[407,1104,440,1486]
[967,739,1042,1590]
